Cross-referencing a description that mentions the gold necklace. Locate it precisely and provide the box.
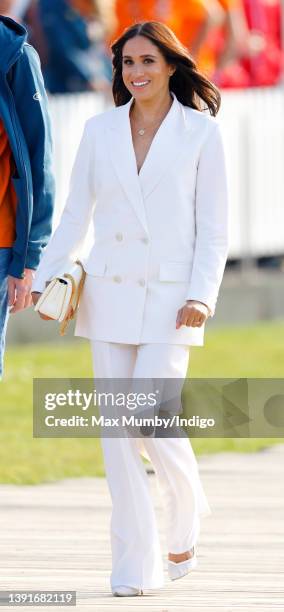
[134,117,162,137]
[135,116,164,137]
[130,101,173,137]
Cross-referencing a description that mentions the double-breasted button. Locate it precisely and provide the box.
[141,237,149,244]
[113,275,122,283]
[138,278,146,287]
[115,232,123,242]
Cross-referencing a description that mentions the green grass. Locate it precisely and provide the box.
[1,320,284,484]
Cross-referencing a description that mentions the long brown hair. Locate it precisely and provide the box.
[111,21,221,116]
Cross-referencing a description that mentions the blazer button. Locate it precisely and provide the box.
[115,232,123,241]
[138,278,146,287]
[113,275,122,283]
[141,237,149,244]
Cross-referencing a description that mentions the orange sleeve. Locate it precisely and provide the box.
[217,0,240,10]
[113,0,157,40]
[170,0,208,48]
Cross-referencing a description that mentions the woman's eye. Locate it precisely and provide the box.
[123,58,154,65]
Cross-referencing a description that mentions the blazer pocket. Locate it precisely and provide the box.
[85,259,107,277]
[159,261,192,282]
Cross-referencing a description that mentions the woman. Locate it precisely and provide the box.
[32,21,229,597]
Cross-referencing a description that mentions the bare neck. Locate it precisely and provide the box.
[130,91,173,125]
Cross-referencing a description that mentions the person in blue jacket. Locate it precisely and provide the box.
[0,14,55,379]
[37,0,112,94]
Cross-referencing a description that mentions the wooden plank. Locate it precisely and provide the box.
[0,444,284,611]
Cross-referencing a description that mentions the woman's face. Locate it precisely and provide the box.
[122,35,174,102]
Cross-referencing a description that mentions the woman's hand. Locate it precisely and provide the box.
[31,292,54,321]
[176,300,210,329]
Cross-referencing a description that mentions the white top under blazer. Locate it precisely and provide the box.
[32,91,229,346]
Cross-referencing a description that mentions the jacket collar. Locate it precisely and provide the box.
[0,16,27,73]
[106,91,191,234]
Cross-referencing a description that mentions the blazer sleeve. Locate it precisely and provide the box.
[185,121,229,317]
[32,119,95,292]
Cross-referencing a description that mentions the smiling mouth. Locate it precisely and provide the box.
[131,81,150,88]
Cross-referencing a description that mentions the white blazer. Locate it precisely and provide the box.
[32,91,229,346]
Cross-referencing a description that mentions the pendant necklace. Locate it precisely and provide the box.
[131,98,172,136]
[133,101,173,137]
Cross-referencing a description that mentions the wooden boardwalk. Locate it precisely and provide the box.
[1,445,284,611]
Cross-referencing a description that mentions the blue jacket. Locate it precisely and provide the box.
[0,15,55,278]
[38,0,112,94]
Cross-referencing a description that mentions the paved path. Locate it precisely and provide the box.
[1,445,284,611]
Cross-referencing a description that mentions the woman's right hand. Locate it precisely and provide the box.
[31,292,54,320]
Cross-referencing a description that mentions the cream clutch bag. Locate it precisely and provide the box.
[34,260,86,335]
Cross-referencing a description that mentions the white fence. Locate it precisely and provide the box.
[49,86,284,259]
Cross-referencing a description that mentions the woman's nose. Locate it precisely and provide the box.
[132,65,145,78]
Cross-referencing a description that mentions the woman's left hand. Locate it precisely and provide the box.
[176,300,210,329]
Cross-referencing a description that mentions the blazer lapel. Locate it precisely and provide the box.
[106,98,149,234]
[138,92,192,199]
[106,92,192,232]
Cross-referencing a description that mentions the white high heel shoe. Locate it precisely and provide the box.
[168,547,197,581]
[112,585,143,596]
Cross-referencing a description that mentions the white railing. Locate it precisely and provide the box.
[49,86,284,259]
[219,86,284,258]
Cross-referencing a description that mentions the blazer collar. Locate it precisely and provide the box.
[106,92,191,233]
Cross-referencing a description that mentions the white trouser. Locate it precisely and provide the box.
[91,341,212,590]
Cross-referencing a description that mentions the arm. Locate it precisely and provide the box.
[215,3,250,71]
[185,121,229,318]
[32,119,96,293]
[189,0,226,58]
[9,43,55,273]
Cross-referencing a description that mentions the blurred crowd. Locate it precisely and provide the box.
[0,0,283,93]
